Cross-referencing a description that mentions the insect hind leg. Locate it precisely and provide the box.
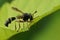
[17,22,20,32]
[15,22,17,31]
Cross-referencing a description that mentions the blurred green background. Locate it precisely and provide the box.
[0,0,60,40]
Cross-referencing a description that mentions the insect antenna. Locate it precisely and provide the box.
[32,11,37,16]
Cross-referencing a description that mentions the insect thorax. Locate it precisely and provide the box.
[17,13,33,21]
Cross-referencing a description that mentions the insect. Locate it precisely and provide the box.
[5,7,37,32]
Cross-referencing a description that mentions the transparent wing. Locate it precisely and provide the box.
[12,7,24,14]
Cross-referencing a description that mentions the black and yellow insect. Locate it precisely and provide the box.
[5,7,37,32]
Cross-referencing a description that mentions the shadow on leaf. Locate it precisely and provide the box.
[0,0,14,8]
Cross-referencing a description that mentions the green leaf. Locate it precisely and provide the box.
[31,9,60,40]
[0,27,16,40]
[0,0,60,40]
[8,7,60,40]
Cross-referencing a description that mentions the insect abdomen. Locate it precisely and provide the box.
[5,17,16,27]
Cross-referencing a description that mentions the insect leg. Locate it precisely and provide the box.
[27,21,31,28]
[17,22,20,32]
[27,21,28,27]
[27,21,30,29]
[23,21,24,28]
[15,21,17,31]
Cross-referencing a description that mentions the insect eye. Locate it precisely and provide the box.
[30,16,33,21]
